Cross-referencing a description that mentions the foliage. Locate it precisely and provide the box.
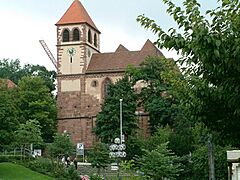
[64,165,79,180]
[127,56,182,133]
[14,119,43,149]
[0,162,54,180]
[125,135,145,160]
[48,133,75,158]
[0,85,20,149]
[94,76,137,143]
[18,76,57,142]
[25,158,53,176]
[89,173,104,180]
[137,0,240,147]
[88,143,111,174]
[191,144,228,180]
[144,126,171,152]
[137,142,183,180]
[0,58,56,92]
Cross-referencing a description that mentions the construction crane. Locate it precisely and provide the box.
[39,40,57,69]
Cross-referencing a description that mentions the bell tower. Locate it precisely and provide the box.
[56,0,101,147]
[56,0,100,76]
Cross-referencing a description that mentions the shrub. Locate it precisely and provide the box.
[25,158,52,176]
[0,155,22,163]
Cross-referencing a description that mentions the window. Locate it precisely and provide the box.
[91,80,98,87]
[103,78,111,98]
[88,29,92,44]
[62,29,70,42]
[94,33,97,47]
[73,29,80,41]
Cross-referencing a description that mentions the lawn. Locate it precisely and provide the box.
[0,162,55,180]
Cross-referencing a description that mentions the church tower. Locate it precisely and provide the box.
[56,0,100,76]
[56,0,101,147]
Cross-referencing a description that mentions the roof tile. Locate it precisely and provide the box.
[86,40,164,73]
[56,0,98,31]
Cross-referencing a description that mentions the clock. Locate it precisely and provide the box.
[67,47,76,57]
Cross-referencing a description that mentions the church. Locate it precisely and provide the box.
[56,0,165,148]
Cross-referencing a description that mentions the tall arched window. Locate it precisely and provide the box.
[103,78,112,98]
[88,29,92,44]
[94,33,97,47]
[73,29,80,41]
[62,29,70,42]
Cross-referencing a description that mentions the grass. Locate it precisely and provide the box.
[0,162,55,180]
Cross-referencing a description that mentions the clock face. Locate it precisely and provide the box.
[67,47,76,57]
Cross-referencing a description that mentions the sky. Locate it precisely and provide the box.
[0,0,218,71]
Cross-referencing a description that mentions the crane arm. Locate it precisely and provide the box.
[39,40,57,69]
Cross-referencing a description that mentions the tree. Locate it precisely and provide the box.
[88,143,111,174]
[18,76,57,142]
[137,142,183,180]
[14,120,43,151]
[48,133,75,158]
[137,0,240,147]
[127,56,183,133]
[0,59,56,92]
[0,85,20,149]
[94,76,137,143]
[48,133,75,178]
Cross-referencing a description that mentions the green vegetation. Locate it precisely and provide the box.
[94,76,137,143]
[1,0,240,179]
[0,59,57,148]
[0,162,54,180]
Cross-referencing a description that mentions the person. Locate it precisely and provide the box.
[73,157,78,169]
[66,156,70,167]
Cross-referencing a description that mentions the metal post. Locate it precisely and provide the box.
[120,99,123,144]
[208,134,215,180]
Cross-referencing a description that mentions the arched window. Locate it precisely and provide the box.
[88,29,92,44]
[73,29,80,41]
[94,33,97,47]
[62,29,70,42]
[103,78,112,98]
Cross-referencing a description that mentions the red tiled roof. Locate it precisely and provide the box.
[0,79,16,89]
[56,0,99,31]
[86,40,163,73]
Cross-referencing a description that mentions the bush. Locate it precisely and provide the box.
[25,158,53,176]
[63,165,79,180]
[89,174,104,180]
[0,155,22,163]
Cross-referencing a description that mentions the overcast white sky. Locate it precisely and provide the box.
[0,0,218,70]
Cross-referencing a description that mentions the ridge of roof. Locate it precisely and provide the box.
[115,44,129,52]
[56,0,99,31]
[86,43,164,73]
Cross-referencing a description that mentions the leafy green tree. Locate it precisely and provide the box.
[127,56,183,133]
[137,142,183,180]
[94,76,137,143]
[0,85,20,149]
[88,143,111,174]
[137,0,240,147]
[14,119,43,150]
[48,133,75,158]
[48,133,75,179]
[0,59,56,92]
[18,76,57,142]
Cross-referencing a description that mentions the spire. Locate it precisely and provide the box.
[56,0,99,31]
